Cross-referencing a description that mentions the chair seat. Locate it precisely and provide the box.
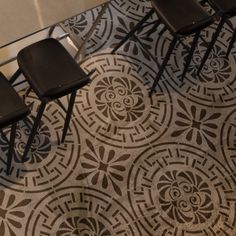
[0,72,29,128]
[151,0,213,35]
[17,38,90,100]
[208,0,236,16]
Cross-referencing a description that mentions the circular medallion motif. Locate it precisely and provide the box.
[127,143,235,235]
[153,25,236,107]
[221,108,236,172]
[25,186,139,236]
[0,94,81,193]
[157,170,214,224]
[75,54,173,148]
[15,118,51,163]
[94,76,145,122]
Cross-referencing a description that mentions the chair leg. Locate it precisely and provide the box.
[178,39,191,53]
[146,20,161,38]
[199,34,209,47]
[197,17,225,75]
[23,86,32,101]
[9,68,22,84]
[6,123,17,175]
[21,116,33,131]
[22,102,46,162]
[181,31,201,81]
[158,25,168,37]
[149,36,178,96]
[226,28,236,58]
[111,8,155,54]
[225,19,234,31]
[134,35,160,68]
[61,92,77,143]
[55,99,67,113]
[48,25,56,38]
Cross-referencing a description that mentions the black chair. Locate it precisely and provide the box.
[112,0,213,96]
[11,38,91,160]
[0,72,29,174]
[198,0,236,74]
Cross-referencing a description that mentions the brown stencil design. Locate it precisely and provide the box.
[0,94,81,193]
[76,139,130,196]
[25,187,139,236]
[0,1,235,235]
[0,190,31,235]
[153,25,236,107]
[127,143,236,235]
[75,54,173,148]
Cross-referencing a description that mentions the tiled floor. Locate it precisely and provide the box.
[0,0,236,235]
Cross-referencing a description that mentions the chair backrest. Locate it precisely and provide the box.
[0,72,29,128]
[151,0,214,35]
[209,0,236,16]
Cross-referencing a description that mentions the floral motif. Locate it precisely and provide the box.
[171,99,221,151]
[14,119,51,164]
[57,217,111,236]
[0,190,31,235]
[94,76,145,122]
[157,170,214,224]
[76,139,130,195]
[113,16,153,60]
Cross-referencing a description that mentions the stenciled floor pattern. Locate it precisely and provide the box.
[0,0,236,235]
